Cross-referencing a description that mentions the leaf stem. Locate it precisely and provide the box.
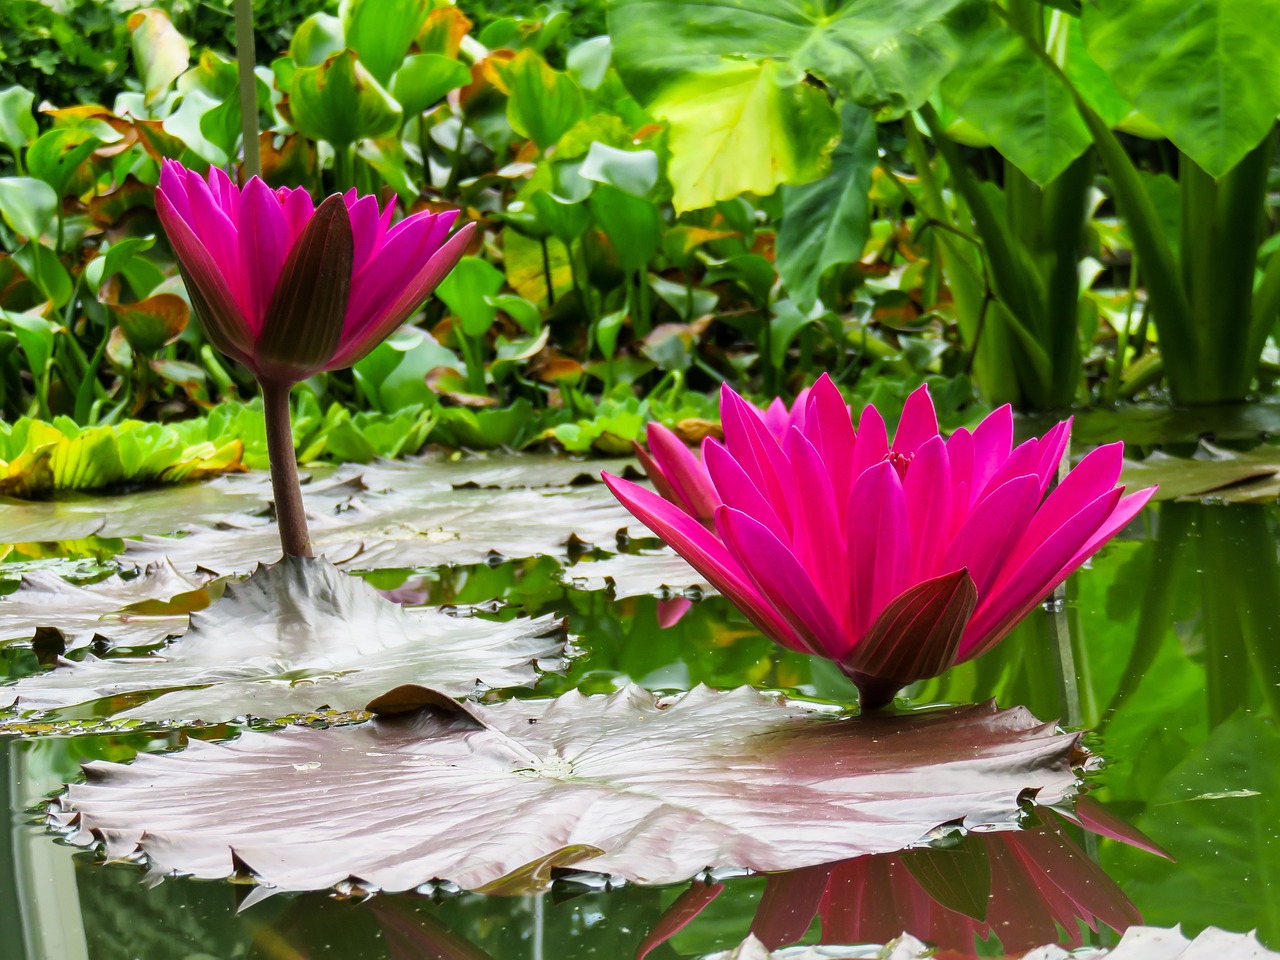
[260,378,311,558]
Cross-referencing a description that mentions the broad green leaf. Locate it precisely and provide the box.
[1083,0,1280,177]
[579,142,659,197]
[127,8,191,107]
[436,256,506,338]
[502,50,586,151]
[0,308,56,381]
[1054,13,1131,129]
[768,300,820,369]
[589,185,661,273]
[0,86,37,157]
[0,176,57,240]
[162,87,229,164]
[52,691,1080,894]
[289,13,345,68]
[343,0,433,87]
[353,326,457,411]
[942,17,1091,185]
[776,103,876,308]
[26,127,103,197]
[391,53,471,117]
[290,50,403,148]
[567,36,612,91]
[654,60,839,212]
[609,0,985,115]
[85,236,158,291]
[530,190,592,244]
[11,242,71,307]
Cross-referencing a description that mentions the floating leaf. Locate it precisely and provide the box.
[3,557,565,722]
[562,549,708,600]
[54,690,1080,895]
[122,477,635,575]
[1120,443,1280,504]
[0,560,212,651]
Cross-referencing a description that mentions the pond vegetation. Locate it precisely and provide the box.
[2,0,1280,956]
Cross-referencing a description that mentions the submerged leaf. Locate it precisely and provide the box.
[2,557,564,722]
[54,689,1081,895]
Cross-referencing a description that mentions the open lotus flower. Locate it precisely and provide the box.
[604,377,1156,708]
[156,159,473,386]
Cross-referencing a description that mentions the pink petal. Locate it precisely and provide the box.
[1033,419,1072,495]
[279,186,316,243]
[236,177,291,334]
[329,220,472,369]
[784,426,849,631]
[846,461,910,637]
[764,396,790,437]
[703,438,789,542]
[602,474,808,652]
[941,474,1040,595]
[346,192,389,273]
[803,374,856,510]
[717,506,845,658]
[851,403,889,478]
[892,383,938,455]
[182,170,247,316]
[344,210,458,337]
[646,422,719,522]
[962,487,1124,657]
[903,435,951,582]
[720,385,795,534]
[969,404,1014,504]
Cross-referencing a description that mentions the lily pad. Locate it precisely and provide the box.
[561,548,709,599]
[0,560,213,651]
[123,485,635,575]
[1121,444,1280,504]
[1,557,565,722]
[53,689,1081,896]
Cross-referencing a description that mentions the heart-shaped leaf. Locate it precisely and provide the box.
[53,688,1081,895]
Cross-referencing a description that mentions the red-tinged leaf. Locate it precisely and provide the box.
[750,864,831,949]
[255,194,353,383]
[901,839,992,921]
[51,692,1082,896]
[635,882,723,959]
[841,568,978,708]
[1063,795,1174,861]
[108,292,189,354]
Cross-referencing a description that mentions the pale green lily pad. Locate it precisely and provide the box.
[1,557,565,723]
[562,549,709,599]
[52,689,1080,897]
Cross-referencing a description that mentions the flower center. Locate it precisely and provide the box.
[884,450,913,480]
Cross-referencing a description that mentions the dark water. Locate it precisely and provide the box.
[2,499,1278,958]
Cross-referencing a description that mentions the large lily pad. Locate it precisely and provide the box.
[1,557,564,722]
[123,485,635,575]
[561,548,708,599]
[54,688,1081,896]
[0,560,213,651]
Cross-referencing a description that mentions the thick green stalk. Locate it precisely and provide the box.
[260,379,311,558]
[234,0,261,179]
[1214,137,1272,396]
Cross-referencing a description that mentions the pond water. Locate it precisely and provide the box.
[0,467,1277,958]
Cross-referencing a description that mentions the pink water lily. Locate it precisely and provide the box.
[604,377,1156,708]
[156,159,473,385]
[155,160,474,559]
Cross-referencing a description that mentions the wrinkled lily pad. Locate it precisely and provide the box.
[0,560,213,651]
[358,454,635,491]
[54,688,1081,895]
[561,548,708,599]
[714,926,1280,959]
[124,486,635,575]
[2,557,564,722]
[1121,444,1280,504]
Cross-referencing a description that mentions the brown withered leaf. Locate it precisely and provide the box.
[3,556,564,722]
[53,690,1081,896]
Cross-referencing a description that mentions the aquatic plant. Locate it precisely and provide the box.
[156,159,473,556]
[604,376,1156,708]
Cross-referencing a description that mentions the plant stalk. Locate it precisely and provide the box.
[234,0,261,179]
[260,378,311,558]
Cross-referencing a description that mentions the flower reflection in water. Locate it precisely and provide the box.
[641,814,1142,959]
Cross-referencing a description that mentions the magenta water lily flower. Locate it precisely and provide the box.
[155,160,474,558]
[156,159,474,385]
[604,377,1156,708]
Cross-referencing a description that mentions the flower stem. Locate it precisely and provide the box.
[260,379,311,558]
[234,0,261,180]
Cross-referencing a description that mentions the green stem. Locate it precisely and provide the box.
[333,141,356,193]
[540,238,555,308]
[260,378,311,558]
[1106,250,1140,404]
[443,119,468,199]
[234,0,261,180]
